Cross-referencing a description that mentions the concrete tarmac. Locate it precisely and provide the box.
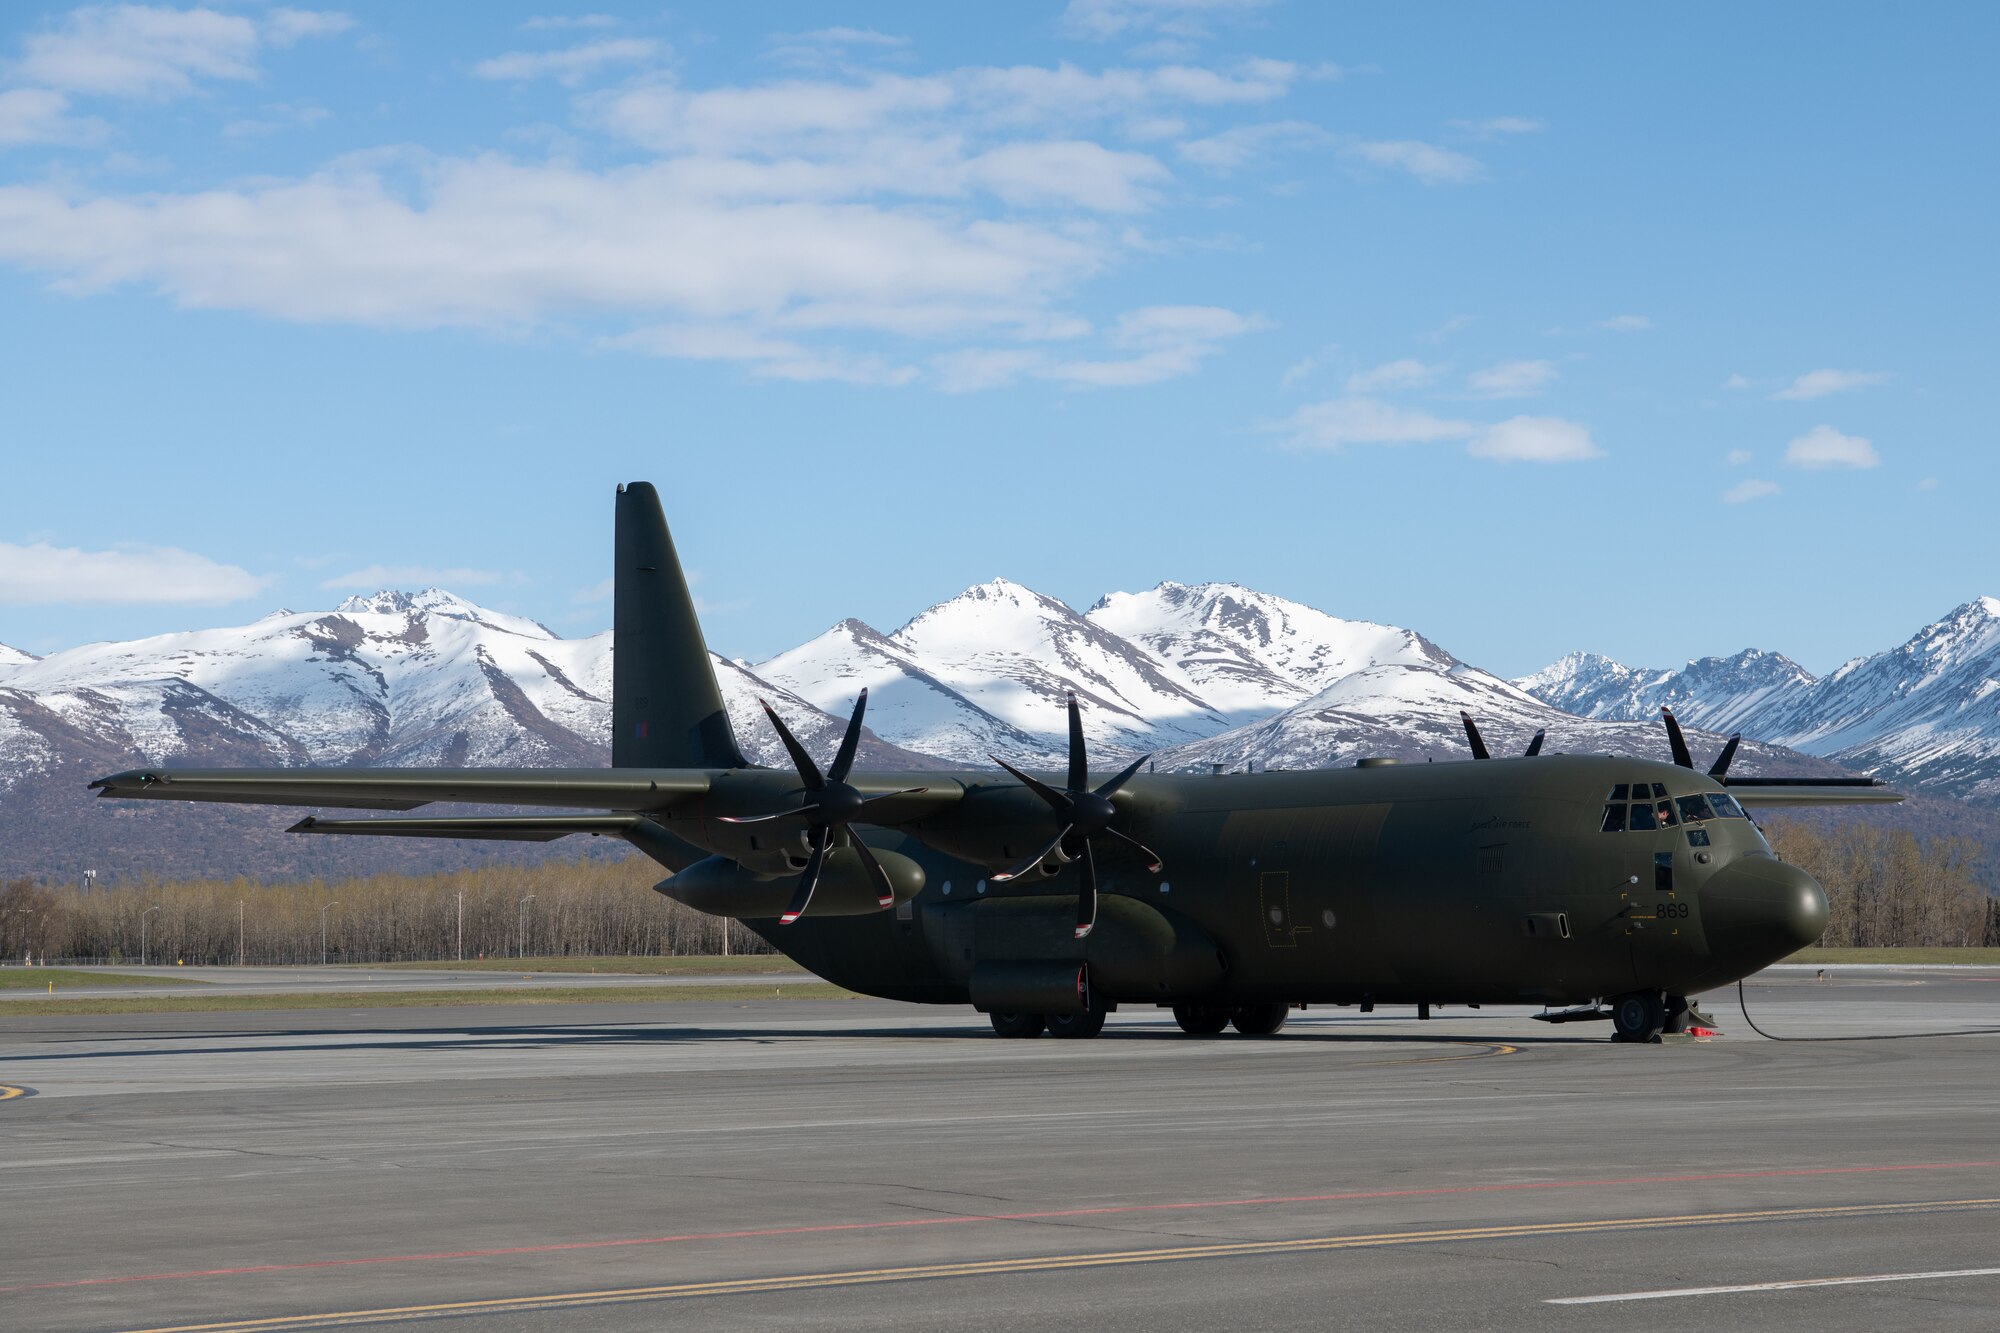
[2,965,1998,1331]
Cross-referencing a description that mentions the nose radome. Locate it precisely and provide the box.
[1702,854,1829,970]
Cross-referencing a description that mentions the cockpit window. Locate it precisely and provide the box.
[1649,782,1669,799]
[1675,794,1714,824]
[1709,793,1747,819]
[1600,804,1625,833]
[1655,800,1679,827]
[1608,783,1630,801]
[1627,801,1659,831]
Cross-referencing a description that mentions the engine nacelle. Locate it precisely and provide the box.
[655,846,925,919]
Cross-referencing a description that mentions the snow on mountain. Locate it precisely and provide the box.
[1085,582,1437,723]
[1516,649,1815,735]
[1518,598,2000,800]
[0,642,36,676]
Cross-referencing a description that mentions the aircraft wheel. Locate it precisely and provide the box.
[1230,1003,1290,1036]
[1610,991,1666,1043]
[1046,1008,1107,1039]
[1661,995,1692,1035]
[989,1011,1046,1038]
[1172,1004,1230,1035]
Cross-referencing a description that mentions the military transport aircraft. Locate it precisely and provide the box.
[91,483,1901,1044]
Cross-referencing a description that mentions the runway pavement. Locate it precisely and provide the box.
[3,964,1998,1331]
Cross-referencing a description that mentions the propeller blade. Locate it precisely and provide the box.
[1460,711,1491,761]
[1073,840,1097,940]
[848,835,898,909]
[1661,707,1694,769]
[1093,753,1150,799]
[990,825,1073,882]
[1708,734,1742,780]
[717,800,818,825]
[759,700,825,790]
[778,825,831,925]
[1066,693,1088,794]
[852,787,929,816]
[1099,823,1163,873]
[990,755,1067,811]
[1524,730,1546,758]
[827,688,867,785]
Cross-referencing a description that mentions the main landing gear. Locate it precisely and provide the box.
[987,1003,1294,1039]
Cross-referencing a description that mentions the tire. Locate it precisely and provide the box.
[1173,1004,1230,1035]
[1610,990,1666,1043]
[988,1010,1045,1038]
[1661,995,1692,1035]
[1046,1008,1107,1039]
[1230,1003,1290,1036]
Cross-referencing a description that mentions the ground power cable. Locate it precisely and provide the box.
[1735,979,2000,1042]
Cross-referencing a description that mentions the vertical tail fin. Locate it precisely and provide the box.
[612,482,748,770]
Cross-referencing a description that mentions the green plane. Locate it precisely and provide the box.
[91,483,1901,1044]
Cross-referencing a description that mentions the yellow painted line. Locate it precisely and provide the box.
[1355,1042,1518,1069]
[114,1197,2000,1332]
[0,1085,27,1102]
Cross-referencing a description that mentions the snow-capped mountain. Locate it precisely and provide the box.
[0,642,35,676]
[1517,598,2000,801]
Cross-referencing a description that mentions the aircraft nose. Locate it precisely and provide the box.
[1701,853,1829,970]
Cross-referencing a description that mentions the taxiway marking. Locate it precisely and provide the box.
[8,1158,1997,1295]
[111,1198,2000,1332]
[0,1084,26,1101]
[1549,1265,2000,1304]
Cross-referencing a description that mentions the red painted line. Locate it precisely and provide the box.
[4,1159,1994,1296]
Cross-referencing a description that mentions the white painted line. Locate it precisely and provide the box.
[1549,1266,2000,1304]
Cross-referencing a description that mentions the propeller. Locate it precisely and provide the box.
[989,693,1162,940]
[1660,707,1742,779]
[719,689,925,925]
[1460,711,1547,760]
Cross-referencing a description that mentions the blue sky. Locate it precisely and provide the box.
[0,1,1992,678]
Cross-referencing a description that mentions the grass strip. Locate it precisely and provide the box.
[0,981,856,1018]
[0,967,204,990]
[373,955,807,976]
[1783,946,2000,965]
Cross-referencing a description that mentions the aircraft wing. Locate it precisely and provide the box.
[1723,777,1905,808]
[87,767,716,812]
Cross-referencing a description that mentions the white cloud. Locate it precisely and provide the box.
[1466,359,1556,398]
[0,88,104,147]
[1449,116,1545,137]
[1343,139,1482,185]
[1722,373,1751,390]
[1178,118,1326,172]
[1772,368,1887,401]
[1597,313,1650,332]
[1059,0,1273,41]
[1344,358,1438,393]
[319,564,503,591]
[1726,448,1752,466]
[522,14,618,31]
[606,324,918,385]
[1916,476,1938,491]
[1722,479,1779,504]
[1274,397,1474,449]
[474,39,662,86]
[966,139,1168,212]
[1417,313,1473,343]
[1468,416,1601,463]
[14,5,348,99]
[943,303,1261,390]
[1783,424,1879,469]
[0,540,268,604]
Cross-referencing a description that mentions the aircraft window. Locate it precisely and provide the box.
[1686,827,1712,847]
[1650,783,1670,799]
[1628,802,1659,831]
[1676,794,1714,823]
[1609,784,1630,801]
[1655,800,1679,827]
[1600,804,1625,833]
[1709,793,1748,819]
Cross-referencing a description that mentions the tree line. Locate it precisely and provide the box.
[0,820,1992,964]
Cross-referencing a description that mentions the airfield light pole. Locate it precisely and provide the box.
[456,890,463,963]
[141,906,161,967]
[237,899,245,967]
[518,895,535,960]
[320,902,339,966]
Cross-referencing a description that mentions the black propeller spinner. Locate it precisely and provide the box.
[720,688,924,925]
[1660,707,1741,779]
[1460,711,1546,760]
[989,693,1162,941]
